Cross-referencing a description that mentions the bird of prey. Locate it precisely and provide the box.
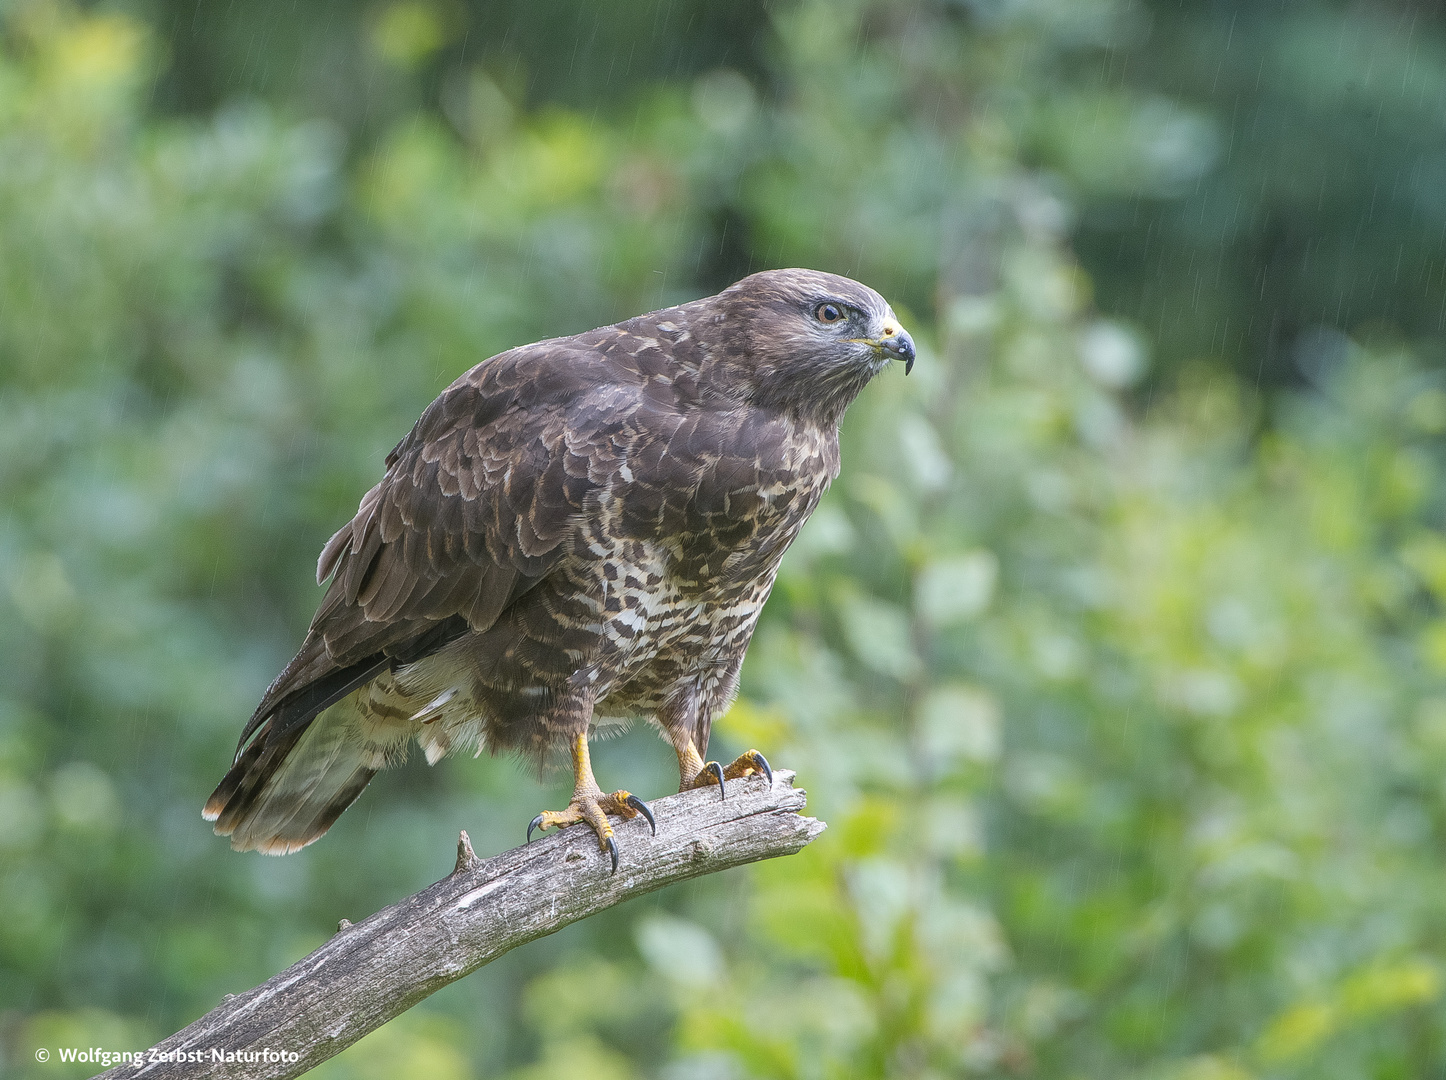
[204,268,915,870]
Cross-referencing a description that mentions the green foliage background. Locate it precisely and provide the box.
[4,0,1446,1077]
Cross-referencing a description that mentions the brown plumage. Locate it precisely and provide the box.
[204,268,914,861]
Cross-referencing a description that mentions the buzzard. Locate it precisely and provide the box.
[204,268,914,870]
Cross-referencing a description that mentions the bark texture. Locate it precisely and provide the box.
[101,771,822,1080]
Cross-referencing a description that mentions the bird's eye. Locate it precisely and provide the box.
[815,302,845,324]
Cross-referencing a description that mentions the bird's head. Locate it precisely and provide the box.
[708,268,915,426]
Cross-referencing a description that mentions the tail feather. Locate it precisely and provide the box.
[201,734,273,823]
[235,648,391,759]
[205,705,384,854]
[208,625,471,855]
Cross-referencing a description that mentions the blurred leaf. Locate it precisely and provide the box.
[914,551,998,627]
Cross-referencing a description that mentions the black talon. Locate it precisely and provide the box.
[626,794,656,835]
[704,760,726,800]
[527,814,545,844]
[606,833,619,874]
[750,750,774,786]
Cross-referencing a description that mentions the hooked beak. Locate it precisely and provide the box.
[873,318,916,375]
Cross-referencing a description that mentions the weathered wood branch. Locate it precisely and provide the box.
[98,771,822,1080]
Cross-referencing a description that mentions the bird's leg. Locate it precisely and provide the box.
[672,733,772,801]
[527,732,654,873]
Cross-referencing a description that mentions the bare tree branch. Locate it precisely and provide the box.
[98,771,823,1080]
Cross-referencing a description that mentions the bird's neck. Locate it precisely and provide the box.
[751,367,874,431]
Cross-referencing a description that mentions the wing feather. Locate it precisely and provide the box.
[239,341,633,747]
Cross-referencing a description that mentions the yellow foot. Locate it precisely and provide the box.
[526,790,656,873]
[682,749,773,801]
